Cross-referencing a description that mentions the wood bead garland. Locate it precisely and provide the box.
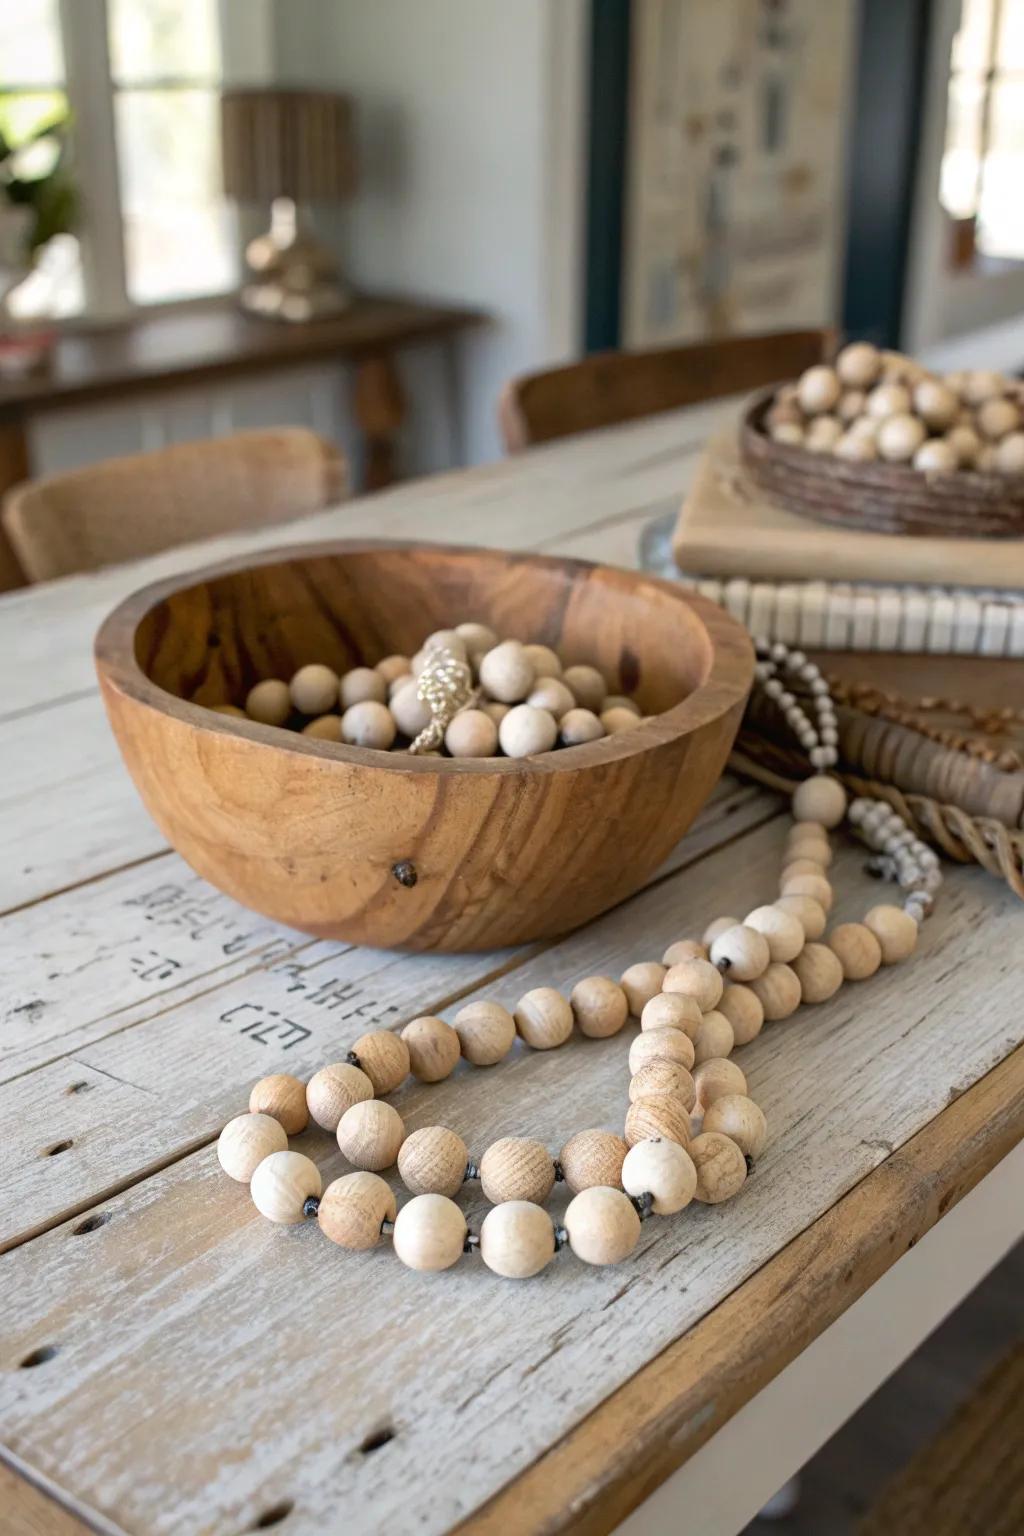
[219,637,940,1280]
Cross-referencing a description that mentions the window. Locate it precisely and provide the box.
[2,0,238,319]
[940,0,1024,263]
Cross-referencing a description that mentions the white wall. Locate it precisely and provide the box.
[904,0,1024,353]
[272,0,588,468]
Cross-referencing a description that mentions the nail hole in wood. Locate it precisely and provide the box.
[72,1213,109,1235]
[392,860,417,888]
[359,1424,395,1454]
[42,1139,73,1157]
[20,1345,58,1368]
[251,1501,293,1529]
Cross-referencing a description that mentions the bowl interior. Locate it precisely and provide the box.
[133,544,716,717]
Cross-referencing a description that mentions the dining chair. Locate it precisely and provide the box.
[2,426,347,583]
[498,329,833,451]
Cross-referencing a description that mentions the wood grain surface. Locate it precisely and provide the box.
[1,395,1022,1536]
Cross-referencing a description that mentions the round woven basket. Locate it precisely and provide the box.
[740,386,1024,538]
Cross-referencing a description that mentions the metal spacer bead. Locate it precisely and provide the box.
[553,1224,569,1252]
[303,1195,321,1218]
[463,1231,480,1255]
[630,1191,655,1221]
[346,1048,362,1068]
[380,1217,396,1238]
[553,1159,566,1183]
[463,1160,480,1183]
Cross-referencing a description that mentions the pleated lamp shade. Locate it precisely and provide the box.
[221,89,356,205]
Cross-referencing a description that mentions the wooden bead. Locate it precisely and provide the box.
[375,653,411,684]
[621,1137,697,1214]
[624,1095,690,1148]
[423,628,469,663]
[217,1113,287,1182]
[600,706,641,735]
[482,700,511,725]
[336,1100,406,1171]
[522,643,563,679]
[342,701,396,750]
[564,1186,641,1265]
[620,961,667,1015]
[389,681,432,737]
[480,1201,556,1279]
[479,640,535,702]
[453,1000,516,1066]
[514,987,574,1050]
[401,1016,461,1081]
[703,1096,767,1159]
[661,938,708,965]
[708,924,770,982]
[479,1137,555,1205]
[499,703,558,758]
[781,857,830,882]
[791,776,846,829]
[864,904,918,964]
[693,1057,747,1111]
[663,957,724,1011]
[559,707,604,746]
[302,713,342,741]
[397,1125,469,1197]
[392,1193,467,1273]
[629,1027,694,1075]
[702,916,740,946]
[913,377,958,428]
[744,905,805,963]
[562,664,607,711]
[780,872,833,913]
[245,678,290,726]
[692,1010,735,1064]
[290,663,339,715]
[828,922,882,981]
[797,364,841,415]
[249,1073,308,1134]
[570,976,629,1038]
[527,678,576,719]
[604,694,641,716]
[318,1171,396,1250]
[340,667,387,707]
[748,963,802,1021]
[250,1150,321,1224]
[718,983,764,1046]
[977,396,1019,440]
[351,1030,410,1094]
[629,1061,696,1111]
[792,942,844,1004]
[690,1131,748,1203]
[444,709,499,758]
[454,620,498,658]
[640,991,702,1038]
[836,341,881,388]
[211,703,246,718]
[305,1062,374,1131]
[558,1129,629,1193]
[786,823,833,866]
[775,893,827,941]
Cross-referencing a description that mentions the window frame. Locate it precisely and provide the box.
[5,0,276,323]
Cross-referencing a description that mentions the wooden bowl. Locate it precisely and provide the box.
[741,387,1024,537]
[95,540,753,952]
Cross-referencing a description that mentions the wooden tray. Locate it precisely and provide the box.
[741,387,1024,539]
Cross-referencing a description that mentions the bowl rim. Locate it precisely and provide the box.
[94,537,754,777]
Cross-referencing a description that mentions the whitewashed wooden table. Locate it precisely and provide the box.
[1,400,1022,1536]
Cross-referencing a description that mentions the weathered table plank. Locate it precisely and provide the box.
[1,843,1017,1536]
[0,781,774,1250]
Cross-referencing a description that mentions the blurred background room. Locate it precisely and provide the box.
[1,0,1022,522]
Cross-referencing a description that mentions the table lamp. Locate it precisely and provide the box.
[221,89,356,323]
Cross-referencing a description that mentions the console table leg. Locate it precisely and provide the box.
[354,353,405,490]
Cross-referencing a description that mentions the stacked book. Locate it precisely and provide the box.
[656,429,1024,655]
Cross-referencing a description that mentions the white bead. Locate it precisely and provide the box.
[788,650,807,669]
[621,1138,697,1215]
[791,775,847,829]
